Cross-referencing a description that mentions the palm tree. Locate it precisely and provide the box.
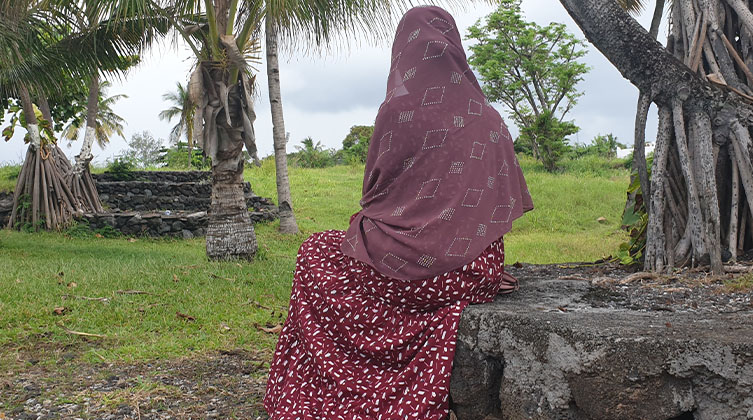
[159,81,196,166]
[160,0,411,260]
[1,0,162,229]
[159,82,193,143]
[63,80,127,162]
[265,19,298,233]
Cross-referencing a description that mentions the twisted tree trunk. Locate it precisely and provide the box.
[266,19,299,234]
[560,0,753,273]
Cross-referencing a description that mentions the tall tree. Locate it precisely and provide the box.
[159,81,196,167]
[265,18,298,233]
[467,0,589,171]
[63,80,128,161]
[159,82,194,144]
[2,0,168,229]
[558,0,753,273]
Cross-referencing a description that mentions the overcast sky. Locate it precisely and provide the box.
[0,1,661,165]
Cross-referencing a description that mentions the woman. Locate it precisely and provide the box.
[264,6,532,419]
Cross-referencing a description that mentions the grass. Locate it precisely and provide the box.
[723,273,753,293]
[0,154,629,369]
[0,163,21,193]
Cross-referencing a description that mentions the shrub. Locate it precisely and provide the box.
[293,137,336,168]
[159,142,209,169]
[342,125,374,164]
[570,133,626,159]
[518,111,576,172]
[105,156,137,180]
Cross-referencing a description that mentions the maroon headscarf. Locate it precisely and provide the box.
[341,6,533,281]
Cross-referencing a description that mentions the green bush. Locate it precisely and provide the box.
[342,125,374,164]
[105,156,137,180]
[517,153,629,178]
[293,137,336,168]
[570,133,626,160]
[518,111,577,172]
[159,142,209,169]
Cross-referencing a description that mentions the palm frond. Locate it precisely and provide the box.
[617,0,648,14]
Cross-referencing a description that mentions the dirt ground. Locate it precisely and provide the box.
[2,262,751,420]
[0,349,271,420]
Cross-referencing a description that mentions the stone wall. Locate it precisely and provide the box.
[92,171,210,183]
[80,210,276,239]
[93,171,273,213]
[0,191,12,227]
[450,269,753,420]
[0,171,279,236]
[86,170,278,237]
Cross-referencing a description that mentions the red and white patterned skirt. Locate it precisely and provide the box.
[264,230,514,419]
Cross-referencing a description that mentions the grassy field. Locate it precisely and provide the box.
[0,155,629,370]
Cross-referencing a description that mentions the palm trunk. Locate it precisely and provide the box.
[195,1,258,260]
[558,0,753,274]
[70,73,104,213]
[74,73,99,175]
[266,19,299,234]
[206,162,258,260]
[18,85,41,149]
[199,64,259,260]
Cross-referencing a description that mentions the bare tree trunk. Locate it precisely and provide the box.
[74,74,99,175]
[70,73,104,213]
[266,19,299,234]
[18,85,41,149]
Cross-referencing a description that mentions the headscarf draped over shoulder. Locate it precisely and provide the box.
[342,6,533,281]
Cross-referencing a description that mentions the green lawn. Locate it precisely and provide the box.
[0,156,629,369]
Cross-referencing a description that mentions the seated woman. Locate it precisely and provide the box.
[264,6,533,419]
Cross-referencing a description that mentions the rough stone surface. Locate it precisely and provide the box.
[1,172,279,234]
[86,171,278,237]
[450,265,753,420]
[0,191,12,227]
[81,210,276,238]
[92,170,211,183]
[92,171,274,213]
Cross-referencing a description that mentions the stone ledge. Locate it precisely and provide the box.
[450,271,753,420]
[81,210,277,238]
[92,170,211,183]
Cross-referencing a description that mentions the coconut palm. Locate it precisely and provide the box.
[63,80,127,152]
[159,81,196,166]
[156,0,416,260]
[159,81,193,144]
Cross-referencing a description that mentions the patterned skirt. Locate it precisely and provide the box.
[264,230,513,419]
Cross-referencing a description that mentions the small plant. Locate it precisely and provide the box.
[723,274,753,293]
[614,154,654,266]
[94,225,121,238]
[65,220,93,238]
